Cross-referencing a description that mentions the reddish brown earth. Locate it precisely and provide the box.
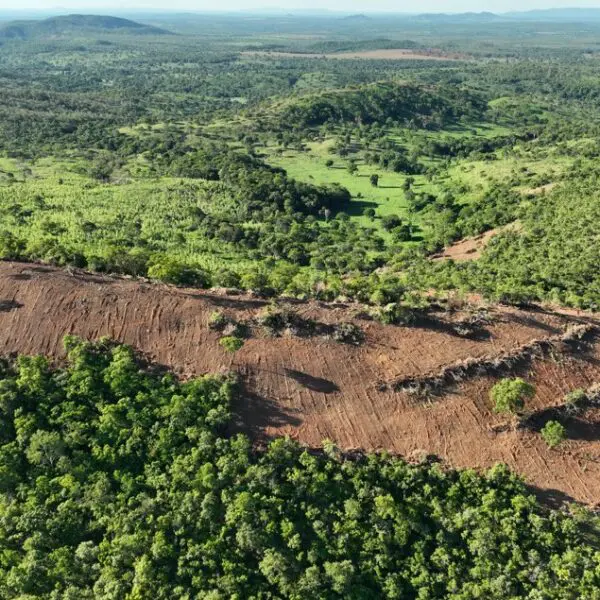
[433,223,522,262]
[433,229,499,262]
[242,49,466,61]
[0,261,599,504]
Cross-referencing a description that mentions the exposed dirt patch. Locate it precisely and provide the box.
[242,49,466,61]
[522,182,557,196]
[0,261,599,504]
[433,223,521,262]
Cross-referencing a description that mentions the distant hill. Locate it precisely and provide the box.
[340,14,371,21]
[0,14,171,40]
[505,8,600,22]
[412,11,503,24]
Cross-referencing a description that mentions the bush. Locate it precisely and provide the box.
[381,214,403,232]
[541,420,567,448]
[208,311,228,332]
[364,207,376,220]
[213,268,242,289]
[257,305,314,337]
[565,388,587,406]
[374,302,420,326]
[219,336,244,353]
[257,305,289,334]
[148,259,211,287]
[491,378,535,414]
[240,270,275,297]
[332,322,364,345]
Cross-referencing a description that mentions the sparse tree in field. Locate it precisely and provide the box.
[370,174,379,187]
[541,420,566,448]
[347,161,358,176]
[381,214,403,232]
[403,176,415,191]
[491,378,535,414]
[325,159,334,168]
[364,208,376,221]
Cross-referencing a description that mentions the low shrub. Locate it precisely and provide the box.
[208,311,228,332]
[219,336,245,353]
[541,420,567,448]
[491,378,535,414]
[332,322,364,345]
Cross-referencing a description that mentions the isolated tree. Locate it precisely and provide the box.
[325,159,334,168]
[370,174,379,187]
[364,207,376,221]
[381,214,402,232]
[541,420,566,448]
[347,161,358,176]
[491,378,535,414]
[403,176,415,191]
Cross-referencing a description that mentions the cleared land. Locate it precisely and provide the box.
[433,223,522,261]
[0,261,599,504]
[242,49,465,60]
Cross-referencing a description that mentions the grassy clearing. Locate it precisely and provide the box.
[264,143,417,224]
[261,132,572,241]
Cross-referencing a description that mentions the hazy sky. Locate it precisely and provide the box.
[2,0,600,13]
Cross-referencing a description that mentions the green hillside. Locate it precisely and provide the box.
[0,14,170,39]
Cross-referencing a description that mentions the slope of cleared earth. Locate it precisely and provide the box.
[0,261,599,504]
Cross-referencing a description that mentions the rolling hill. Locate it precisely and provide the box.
[505,8,600,22]
[412,11,504,23]
[0,14,171,40]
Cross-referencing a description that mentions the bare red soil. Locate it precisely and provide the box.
[0,261,599,504]
[433,223,522,262]
[242,49,466,61]
[433,229,499,261]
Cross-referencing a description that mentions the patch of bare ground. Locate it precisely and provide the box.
[0,261,599,504]
[241,49,466,61]
[433,222,521,262]
[522,182,557,196]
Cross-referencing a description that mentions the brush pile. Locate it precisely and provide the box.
[386,323,596,396]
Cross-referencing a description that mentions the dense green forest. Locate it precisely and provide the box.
[0,337,599,599]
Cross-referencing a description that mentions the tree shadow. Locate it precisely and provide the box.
[346,199,378,217]
[412,314,492,341]
[229,384,303,438]
[521,400,600,442]
[503,312,567,335]
[0,299,23,312]
[527,484,581,509]
[190,292,269,310]
[284,368,340,394]
[565,417,600,442]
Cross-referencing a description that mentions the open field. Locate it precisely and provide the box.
[241,49,466,61]
[1,260,599,504]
